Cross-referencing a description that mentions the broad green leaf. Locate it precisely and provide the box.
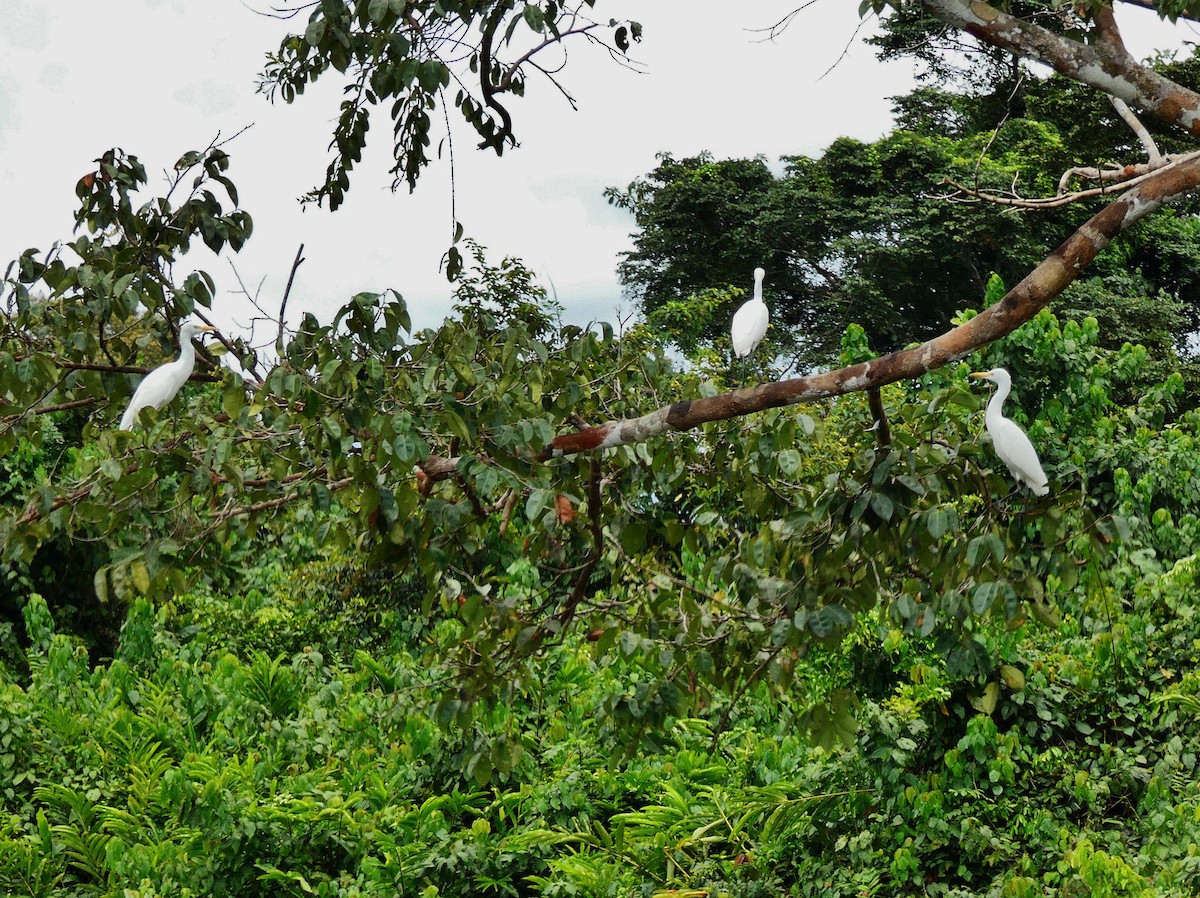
[869,491,893,522]
[970,681,1001,715]
[525,488,551,522]
[441,408,473,442]
[619,520,647,555]
[523,3,545,31]
[809,604,852,638]
[926,507,949,540]
[94,567,110,605]
[222,384,245,419]
[972,581,1001,616]
[1000,663,1026,690]
[777,448,801,477]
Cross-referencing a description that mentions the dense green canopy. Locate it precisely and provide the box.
[8,1,1200,893]
[609,62,1200,371]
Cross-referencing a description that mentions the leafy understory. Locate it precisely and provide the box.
[8,1,1200,895]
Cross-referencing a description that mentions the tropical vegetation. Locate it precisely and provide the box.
[7,0,1200,896]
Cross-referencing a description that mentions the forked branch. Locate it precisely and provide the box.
[944,149,1200,209]
[413,150,1200,481]
[917,0,1200,138]
[532,153,1200,459]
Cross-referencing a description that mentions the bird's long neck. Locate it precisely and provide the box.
[174,338,196,371]
[986,379,1011,423]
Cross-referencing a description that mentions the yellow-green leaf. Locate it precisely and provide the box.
[130,560,151,595]
[970,681,1001,715]
[1000,664,1026,690]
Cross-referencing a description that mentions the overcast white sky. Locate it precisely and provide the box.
[1,1,1194,342]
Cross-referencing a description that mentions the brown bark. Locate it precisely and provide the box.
[918,0,1200,139]
[539,153,1200,460]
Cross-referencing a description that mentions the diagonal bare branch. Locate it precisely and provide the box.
[918,0,1200,139]
[1109,95,1165,167]
[537,152,1200,460]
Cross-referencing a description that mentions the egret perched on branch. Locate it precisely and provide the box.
[969,367,1050,497]
[118,321,216,431]
[732,267,768,378]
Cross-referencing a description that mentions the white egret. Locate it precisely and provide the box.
[118,321,216,431]
[969,368,1050,496]
[731,266,769,361]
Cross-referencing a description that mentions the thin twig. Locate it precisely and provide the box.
[278,243,305,352]
[945,149,1200,208]
[97,319,120,368]
[16,483,96,526]
[819,15,869,81]
[708,644,786,753]
[552,455,604,632]
[189,308,263,386]
[226,257,273,321]
[208,475,355,526]
[1,397,103,424]
[974,72,1025,190]
[47,359,221,381]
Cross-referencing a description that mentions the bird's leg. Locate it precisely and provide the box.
[740,351,765,388]
[999,482,1028,508]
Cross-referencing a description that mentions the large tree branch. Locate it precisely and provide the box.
[540,153,1200,459]
[1108,95,1164,167]
[918,0,1200,139]
[1092,3,1128,55]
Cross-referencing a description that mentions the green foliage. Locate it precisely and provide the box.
[174,552,425,665]
[6,146,1197,757]
[612,52,1200,370]
[9,501,1200,897]
[9,21,1200,892]
[608,136,1066,366]
[258,0,640,222]
[2,149,667,699]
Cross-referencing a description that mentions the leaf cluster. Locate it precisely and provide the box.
[611,49,1200,372]
[9,495,1200,897]
[258,0,640,218]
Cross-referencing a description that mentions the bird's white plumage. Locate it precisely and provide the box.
[731,267,769,359]
[118,321,215,431]
[970,367,1049,496]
